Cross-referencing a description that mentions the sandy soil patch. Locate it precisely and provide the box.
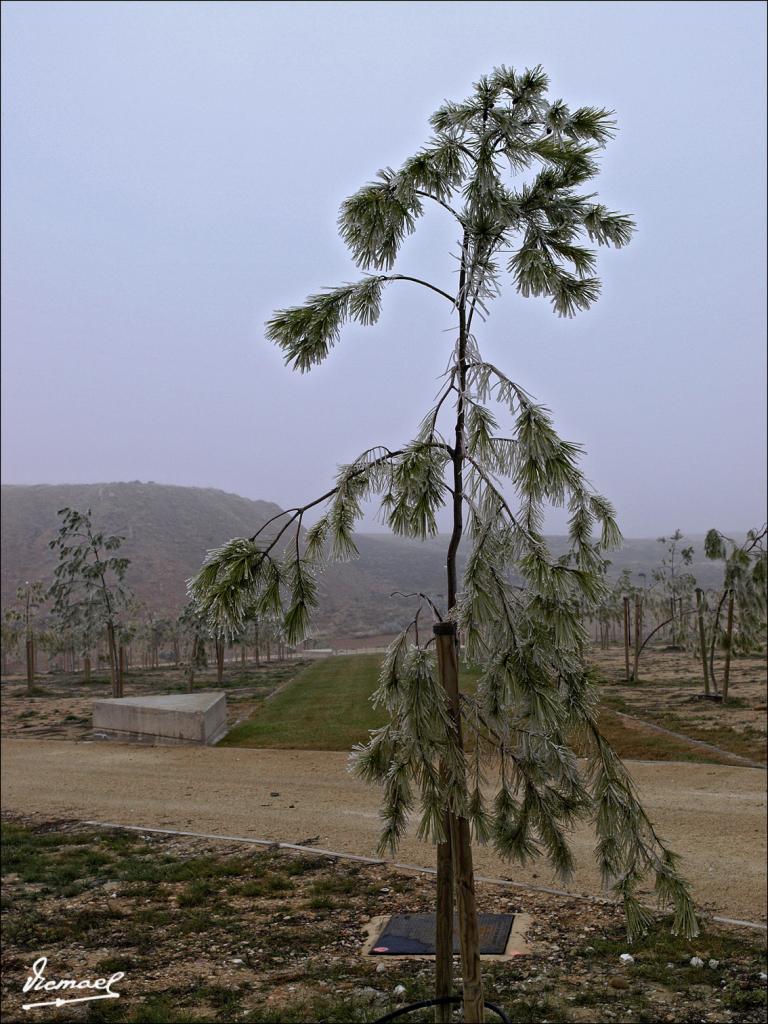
[2,738,765,924]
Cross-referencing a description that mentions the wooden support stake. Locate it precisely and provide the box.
[633,595,642,683]
[696,589,710,696]
[216,638,225,683]
[434,623,484,1024]
[107,622,119,698]
[434,809,453,1023]
[722,591,734,703]
[25,637,34,694]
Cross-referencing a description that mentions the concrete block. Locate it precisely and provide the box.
[92,692,227,746]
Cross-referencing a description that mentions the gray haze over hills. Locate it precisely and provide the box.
[2,2,766,538]
[1,483,731,639]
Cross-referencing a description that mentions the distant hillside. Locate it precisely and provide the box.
[1,482,727,638]
[317,532,729,637]
[0,482,283,614]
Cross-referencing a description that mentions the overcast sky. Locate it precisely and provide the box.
[2,0,766,538]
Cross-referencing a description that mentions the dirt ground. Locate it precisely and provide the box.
[3,815,767,1024]
[0,661,305,742]
[3,817,765,1024]
[590,647,767,763]
[2,738,765,925]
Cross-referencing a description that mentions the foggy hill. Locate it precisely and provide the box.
[0,482,445,636]
[1,482,727,639]
[0,482,283,615]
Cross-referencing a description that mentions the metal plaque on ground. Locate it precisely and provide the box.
[370,913,515,956]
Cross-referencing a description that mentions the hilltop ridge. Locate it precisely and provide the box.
[1,482,726,638]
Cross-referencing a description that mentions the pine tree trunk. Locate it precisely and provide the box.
[722,591,735,703]
[623,597,631,682]
[695,590,710,696]
[84,655,91,684]
[118,646,126,696]
[435,252,484,1021]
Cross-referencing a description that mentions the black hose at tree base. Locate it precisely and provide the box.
[373,994,511,1023]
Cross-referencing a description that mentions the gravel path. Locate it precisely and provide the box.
[2,737,765,922]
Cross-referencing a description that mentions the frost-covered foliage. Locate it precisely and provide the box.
[189,66,698,941]
[696,527,768,689]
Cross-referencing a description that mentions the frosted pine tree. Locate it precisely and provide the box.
[190,67,698,1022]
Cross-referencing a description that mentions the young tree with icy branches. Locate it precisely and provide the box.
[177,600,209,691]
[652,530,695,649]
[48,508,132,698]
[700,526,767,701]
[190,66,697,1022]
[4,580,46,693]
